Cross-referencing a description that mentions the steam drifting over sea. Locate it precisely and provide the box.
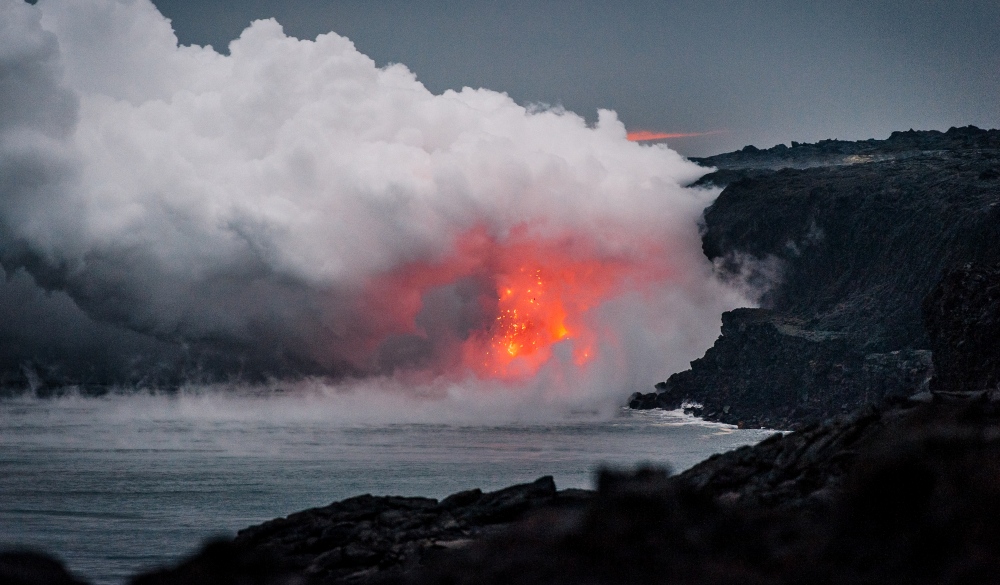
[0,0,748,409]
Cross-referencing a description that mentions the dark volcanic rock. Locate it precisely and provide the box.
[633,127,1000,428]
[703,150,1000,351]
[401,399,1000,585]
[630,309,932,429]
[923,262,1000,394]
[128,476,588,585]
[0,551,89,585]
[129,540,301,585]
[691,125,1000,176]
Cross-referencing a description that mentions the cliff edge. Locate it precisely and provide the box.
[632,127,1000,428]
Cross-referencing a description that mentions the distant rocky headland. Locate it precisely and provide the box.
[4,127,1000,585]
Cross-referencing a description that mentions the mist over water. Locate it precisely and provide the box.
[0,0,749,407]
[0,393,774,584]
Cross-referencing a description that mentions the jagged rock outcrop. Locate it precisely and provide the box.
[923,262,1000,394]
[633,126,1000,427]
[691,125,1000,175]
[702,149,1000,350]
[629,309,931,429]
[129,477,591,585]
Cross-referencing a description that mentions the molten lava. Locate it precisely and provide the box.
[362,224,673,381]
[478,264,582,379]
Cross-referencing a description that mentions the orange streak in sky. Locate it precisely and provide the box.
[626,130,725,142]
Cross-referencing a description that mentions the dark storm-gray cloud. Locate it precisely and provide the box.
[151,0,1000,156]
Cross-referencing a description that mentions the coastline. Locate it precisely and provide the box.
[5,128,1000,584]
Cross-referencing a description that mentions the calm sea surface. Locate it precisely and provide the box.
[0,392,773,584]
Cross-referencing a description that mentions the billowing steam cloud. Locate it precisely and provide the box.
[0,0,747,404]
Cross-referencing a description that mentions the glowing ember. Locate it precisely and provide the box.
[363,223,673,380]
[484,266,570,373]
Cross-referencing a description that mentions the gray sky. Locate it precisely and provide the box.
[148,0,1000,155]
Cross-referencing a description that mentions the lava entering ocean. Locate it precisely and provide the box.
[364,224,674,381]
[1,0,747,396]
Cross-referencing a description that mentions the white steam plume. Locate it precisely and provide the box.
[0,0,748,405]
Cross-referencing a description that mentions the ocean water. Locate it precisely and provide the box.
[0,391,773,584]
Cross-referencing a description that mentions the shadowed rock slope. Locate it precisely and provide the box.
[632,127,1000,428]
[401,400,1000,585]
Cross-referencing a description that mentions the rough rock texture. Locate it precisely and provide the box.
[691,125,1000,175]
[629,309,931,429]
[702,149,1000,350]
[128,477,590,585]
[400,398,1000,585]
[633,126,1000,427]
[923,262,1000,394]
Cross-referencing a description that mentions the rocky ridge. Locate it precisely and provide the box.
[631,126,1000,428]
[691,125,1000,175]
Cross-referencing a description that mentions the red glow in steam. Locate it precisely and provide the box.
[361,224,673,380]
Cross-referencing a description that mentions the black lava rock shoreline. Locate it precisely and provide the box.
[630,126,1000,430]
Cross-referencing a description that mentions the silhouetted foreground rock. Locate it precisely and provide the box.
[124,476,590,585]
[398,399,1000,585]
[0,551,89,585]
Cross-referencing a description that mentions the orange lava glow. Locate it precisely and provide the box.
[362,224,672,381]
[626,129,724,142]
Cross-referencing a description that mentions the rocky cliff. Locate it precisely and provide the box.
[631,126,1000,428]
[630,309,931,429]
[923,263,1000,394]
